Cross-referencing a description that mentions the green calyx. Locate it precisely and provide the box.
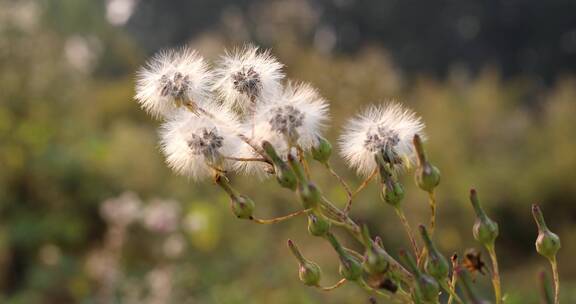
[419,225,449,280]
[216,176,255,219]
[262,141,297,190]
[532,204,561,260]
[399,250,439,303]
[470,189,499,246]
[414,134,440,192]
[376,153,405,207]
[311,136,332,164]
[288,240,321,286]
[287,154,321,209]
[362,226,389,274]
[307,212,331,237]
[326,233,362,281]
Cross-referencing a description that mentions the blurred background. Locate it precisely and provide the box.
[1,0,576,303]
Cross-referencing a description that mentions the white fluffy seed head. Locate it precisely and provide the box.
[339,102,425,177]
[235,82,329,176]
[135,47,214,119]
[159,105,243,180]
[212,45,284,114]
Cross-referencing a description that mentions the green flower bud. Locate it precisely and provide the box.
[311,136,332,164]
[414,134,440,192]
[399,250,439,303]
[419,225,449,280]
[381,180,405,208]
[262,141,297,190]
[216,176,255,220]
[338,256,363,281]
[327,233,362,281]
[231,194,255,220]
[362,226,389,274]
[375,152,404,207]
[288,240,321,286]
[470,189,499,246]
[532,204,561,260]
[299,182,321,209]
[307,212,331,237]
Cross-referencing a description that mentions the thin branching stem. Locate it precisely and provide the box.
[486,244,502,304]
[296,145,311,180]
[549,256,560,304]
[441,280,464,304]
[428,190,437,236]
[319,196,413,283]
[394,207,420,260]
[251,209,311,224]
[317,278,347,291]
[447,255,459,304]
[324,162,353,207]
[224,156,269,163]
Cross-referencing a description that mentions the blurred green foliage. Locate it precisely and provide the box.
[0,1,575,303]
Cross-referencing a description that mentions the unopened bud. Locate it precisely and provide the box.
[327,233,362,281]
[470,189,499,246]
[399,249,439,303]
[311,136,332,164]
[532,204,561,260]
[419,225,449,280]
[231,194,255,220]
[375,153,404,207]
[308,212,331,237]
[300,182,321,209]
[288,240,321,286]
[414,134,440,192]
[362,226,389,274]
[262,141,297,190]
[216,176,255,220]
[381,180,405,208]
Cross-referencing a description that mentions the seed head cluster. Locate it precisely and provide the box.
[135,45,425,181]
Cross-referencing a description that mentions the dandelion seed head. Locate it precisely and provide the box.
[268,105,305,140]
[160,105,242,180]
[235,83,329,176]
[135,47,213,119]
[339,102,425,176]
[213,45,284,113]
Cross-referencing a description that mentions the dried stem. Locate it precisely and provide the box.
[394,207,420,260]
[251,209,311,224]
[318,278,347,291]
[486,244,502,304]
[428,190,437,235]
[296,145,311,180]
[447,254,459,304]
[324,162,353,208]
[224,156,269,163]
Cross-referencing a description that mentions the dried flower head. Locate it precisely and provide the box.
[234,83,328,175]
[339,102,425,176]
[213,45,284,113]
[159,105,243,180]
[135,47,213,119]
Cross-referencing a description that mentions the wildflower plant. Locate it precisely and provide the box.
[134,45,563,303]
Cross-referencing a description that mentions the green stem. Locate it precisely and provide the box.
[486,244,502,304]
[440,280,464,304]
[549,256,560,304]
[319,197,413,283]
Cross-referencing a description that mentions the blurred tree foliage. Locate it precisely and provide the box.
[0,0,575,303]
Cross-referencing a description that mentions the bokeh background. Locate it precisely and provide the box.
[1,0,576,303]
